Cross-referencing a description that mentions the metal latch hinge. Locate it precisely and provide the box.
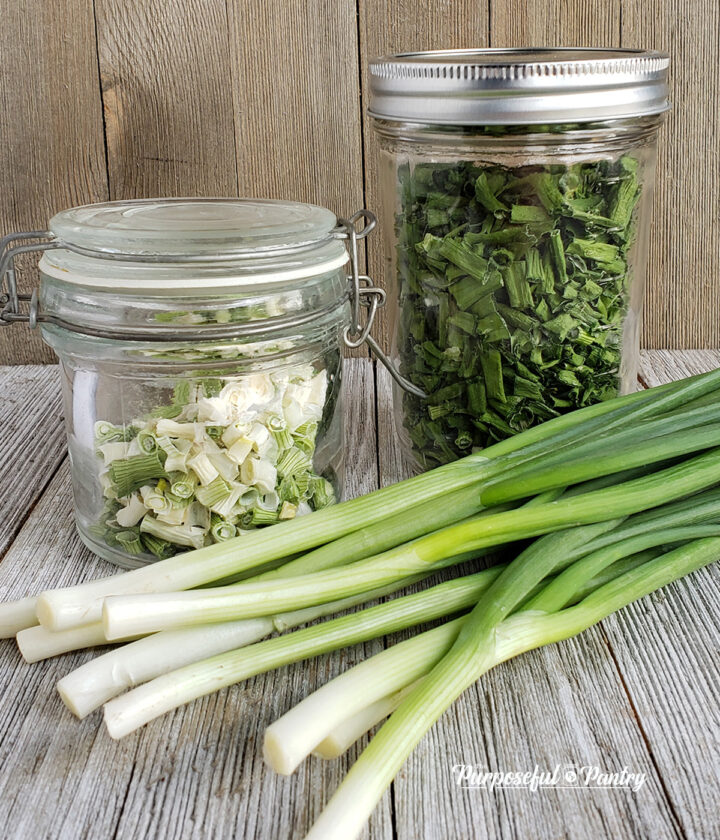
[333,210,426,398]
[0,231,57,328]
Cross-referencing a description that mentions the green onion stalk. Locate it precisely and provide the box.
[58,574,425,720]
[21,366,720,633]
[56,500,533,714]
[310,550,660,763]
[263,549,661,773]
[92,481,720,733]
[101,448,720,639]
[297,537,720,840]
[99,541,657,740]
[22,495,502,662]
[102,569,505,738]
[311,682,421,761]
[27,492,493,663]
[0,596,40,638]
[102,498,720,740]
[54,497,553,714]
[16,622,143,664]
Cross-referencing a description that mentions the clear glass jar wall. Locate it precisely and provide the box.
[374,117,662,470]
[43,306,346,569]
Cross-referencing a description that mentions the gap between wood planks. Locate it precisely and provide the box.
[599,632,686,839]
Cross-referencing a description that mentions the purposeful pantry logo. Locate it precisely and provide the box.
[451,764,647,793]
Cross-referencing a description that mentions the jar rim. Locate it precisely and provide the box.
[369,47,670,125]
[49,197,340,258]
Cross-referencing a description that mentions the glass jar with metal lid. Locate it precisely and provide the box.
[369,48,670,471]
[0,198,384,568]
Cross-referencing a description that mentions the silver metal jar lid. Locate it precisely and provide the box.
[368,48,670,125]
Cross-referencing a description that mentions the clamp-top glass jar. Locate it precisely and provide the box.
[0,199,379,568]
[370,48,670,470]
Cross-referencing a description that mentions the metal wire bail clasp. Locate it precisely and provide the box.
[334,210,426,399]
[335,210,384,348]
[0,231,58,328]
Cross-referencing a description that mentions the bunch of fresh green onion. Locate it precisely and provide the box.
[3,369,720,840]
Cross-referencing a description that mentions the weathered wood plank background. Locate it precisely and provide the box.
[1,0,718,363]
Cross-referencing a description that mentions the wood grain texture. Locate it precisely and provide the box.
[622,0,720,350]
[226,0,366,357]
[228,0,368,357]
[489,0,621,45]
[227,0,364,216]
[0,366,66,561]
[0,358,393,840]
[394,631,682,840]
[609,349,720,837]
[0,0,108,365]
[376,364,410,487]
[600,570,720,838]
[638,348,720,387]
[343,358,381,498]
[95,0,238,197]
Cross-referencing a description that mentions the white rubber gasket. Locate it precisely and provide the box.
[39,251,349,290]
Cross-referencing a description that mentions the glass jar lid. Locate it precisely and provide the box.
[369,48,670,125]
[49,198,339,257]
[39,198,349,290]
[29,198,355,343]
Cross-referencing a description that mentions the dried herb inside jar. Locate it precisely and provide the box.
[395,156,642,468]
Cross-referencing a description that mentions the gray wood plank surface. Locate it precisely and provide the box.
[0,0,109,365]
[0,354,718,840]
[95,0,238,199]
[0,358,392,840]
[638,349,720,388]
[393,631,683,840]
[226,0,366,357]
[228,0,365,218]
[603,349,720,837]
[622,0,720,350]
[0,366,66,560]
